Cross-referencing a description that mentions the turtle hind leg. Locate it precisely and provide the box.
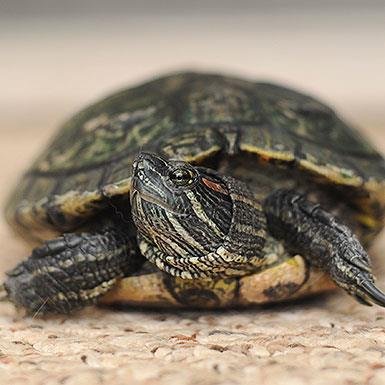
[264,189,385,307]
[3,226,144,315]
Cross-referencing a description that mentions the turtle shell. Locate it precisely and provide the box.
[6,72,385,241]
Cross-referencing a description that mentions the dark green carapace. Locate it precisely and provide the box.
[2,72,385,315]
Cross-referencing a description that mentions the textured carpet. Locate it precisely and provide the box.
[1,289,385,385]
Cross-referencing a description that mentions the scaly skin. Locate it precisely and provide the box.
[264,189,385,306]
[3,226,144,314]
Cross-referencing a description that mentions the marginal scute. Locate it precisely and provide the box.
[164,275,238,307]
[101,178,131,198]
[239,255,307,304]
[100,273,179,307]
[7,72,385,237]
[100,255,336,308]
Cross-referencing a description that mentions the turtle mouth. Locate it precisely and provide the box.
[131,152,187,216]
[131,188,166,208]
[130,188,182,215]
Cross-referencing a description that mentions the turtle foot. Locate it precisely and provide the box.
[264,188,385,307]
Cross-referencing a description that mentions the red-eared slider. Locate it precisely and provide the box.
[1,72,385,314]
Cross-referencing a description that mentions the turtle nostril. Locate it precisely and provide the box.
[133,153,154,172]
[132,157,149,173]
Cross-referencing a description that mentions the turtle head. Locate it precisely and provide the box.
[130,152,266,278]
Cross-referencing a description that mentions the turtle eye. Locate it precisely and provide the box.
[169,168,195,186]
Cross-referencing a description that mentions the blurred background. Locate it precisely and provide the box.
[1,0,385,133]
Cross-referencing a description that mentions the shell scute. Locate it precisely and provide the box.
[6,72,385,237]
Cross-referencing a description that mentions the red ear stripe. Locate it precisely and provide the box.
[201,177,229,195]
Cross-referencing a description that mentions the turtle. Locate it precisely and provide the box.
[1,71,385,315]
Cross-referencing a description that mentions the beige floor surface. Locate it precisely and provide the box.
[0,111,385,385]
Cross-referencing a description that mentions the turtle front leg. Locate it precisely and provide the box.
[2,226,144,315]
[264,189,385,307]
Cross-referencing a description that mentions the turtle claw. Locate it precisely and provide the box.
[346,255,371,273]
[357,279,385,307]
[332,260,385,307]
